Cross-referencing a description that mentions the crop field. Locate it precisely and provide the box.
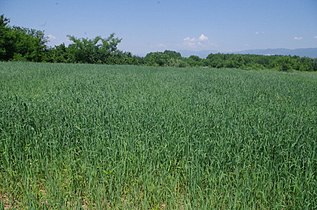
[0,62,317,209]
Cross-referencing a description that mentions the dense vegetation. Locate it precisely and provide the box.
[0,15,47,62]
[1,15,317,71]
[1,62,317,209]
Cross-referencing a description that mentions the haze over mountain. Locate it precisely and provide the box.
[180,48,317,58]
[236,48,317,58]
[179,50,219,58]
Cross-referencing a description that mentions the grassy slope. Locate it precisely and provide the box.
[0,62,317,209]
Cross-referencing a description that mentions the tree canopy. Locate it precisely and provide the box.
[0,15,47,61]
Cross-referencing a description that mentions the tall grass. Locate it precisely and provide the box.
[0,62,316,209]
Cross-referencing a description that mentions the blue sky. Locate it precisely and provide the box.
[1,0,317,55]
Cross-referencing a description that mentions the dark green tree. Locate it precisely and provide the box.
[0,15,14,60]
[66,34,122,63]
[46,43,72,63]
[144,50,185,67]
[0,15,47,61]
[187,55,202,66]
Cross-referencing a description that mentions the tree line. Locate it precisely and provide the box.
[1,15,317,71]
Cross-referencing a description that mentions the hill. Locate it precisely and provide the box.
[180,48,317,58]
[236,48,317,58]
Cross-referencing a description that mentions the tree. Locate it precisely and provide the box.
[0,15,14,60]
[187,55,202,66]
[313,59,317,71]
[144,50,185,67]
[46,43,72,63]
[12,27,48,61]
[67,34,122,63]
[0,15,47,61]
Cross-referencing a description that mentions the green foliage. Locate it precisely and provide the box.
[0,15,11,60]
[1,62,317,208]
[12,27,47,62]
[0,15,47,61]
[313,58,317,71]
[45,43,72,63]
[66,34,121,64]
[186,55,203,66]
[144,50,186,67]
[45,34,143,65]
[205,53,317,71]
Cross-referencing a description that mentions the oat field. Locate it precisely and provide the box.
[0,62,316,209]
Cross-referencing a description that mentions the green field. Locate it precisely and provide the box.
[0,62,317,209]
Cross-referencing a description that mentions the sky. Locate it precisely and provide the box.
[1,0,317,55]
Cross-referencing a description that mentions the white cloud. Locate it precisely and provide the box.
[47,34,56,42]
[183,34,211,49]
[198,34,208,41]
[184,37,195,42]
[255,31,264,35]
[314,36,317,39]
[294,36,303,40]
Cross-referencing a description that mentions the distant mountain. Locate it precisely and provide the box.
[179,48,317,58]
[236,48,317,58]
[179,50,219,58]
